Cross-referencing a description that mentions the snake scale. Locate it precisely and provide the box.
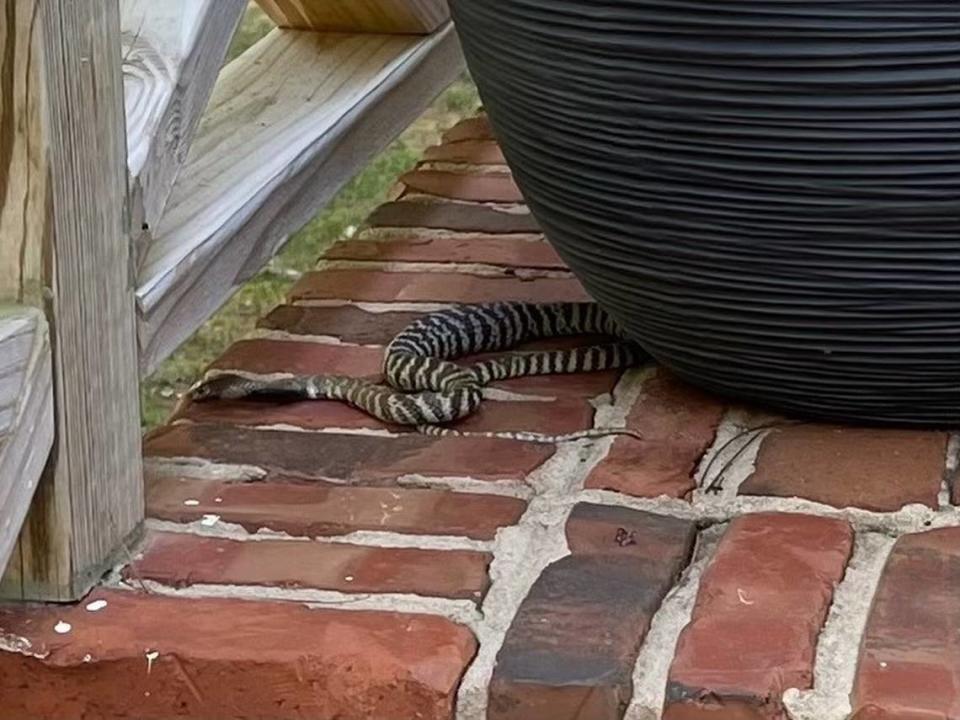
[190,302,649,443]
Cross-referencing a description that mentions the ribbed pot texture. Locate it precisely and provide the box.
[449,0,960,426]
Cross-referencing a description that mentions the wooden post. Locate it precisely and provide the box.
[0,307,53,575]
[120,0,247,271]
[0,0,144,600]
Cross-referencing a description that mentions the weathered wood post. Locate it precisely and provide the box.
[0,0,143,600]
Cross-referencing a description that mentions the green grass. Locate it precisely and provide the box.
[139,6,481,429]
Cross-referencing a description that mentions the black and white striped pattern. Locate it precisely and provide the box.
[191,302,648,441]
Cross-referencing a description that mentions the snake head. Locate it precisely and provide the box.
[188,373,252,402]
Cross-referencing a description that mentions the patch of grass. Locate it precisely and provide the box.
[225,3,275,62]
[140,9,481,429]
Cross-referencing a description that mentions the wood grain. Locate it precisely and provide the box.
[256,0,449,34]
[0,0,143,601]
[0,0,47,309]
[137,24,463,374]
[121,0,246,268]
[0,307,53,576]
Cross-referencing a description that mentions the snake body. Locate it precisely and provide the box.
[191,302,648,442]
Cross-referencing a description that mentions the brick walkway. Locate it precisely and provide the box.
[2,114,959,720]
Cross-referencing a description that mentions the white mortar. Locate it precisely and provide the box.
[143,458,266,482]
[692,407,783,504]
[783,532,895,720]
[455,369,651,720]
[626,524,724,719]
[119,580,483,629]
[317,259,573,279]
[356,228,543,244]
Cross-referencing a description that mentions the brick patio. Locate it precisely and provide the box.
[2,114,959,719]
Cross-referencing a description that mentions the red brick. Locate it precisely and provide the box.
[665,513,853,719]
[326,234,564,269]
[851,528,960,719]
[401,170,523,203]
[586,371,725,499]
[489,505,695,720]
[0,589,475,720]
[442,116,494,143]
[128,532,491,600]
[177,394,595,436]
[739,425,947,512]
[423,140,506,165]
[146,474,526,540]
[210,339,382,377]
[368,201,541,234]
[204,337,618,400]
[144,423,553,483]
[289,269,589,304]
[259,305,422,344]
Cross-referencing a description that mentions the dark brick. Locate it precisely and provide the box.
[565,502,696,569]
[400,170,523,203]
[326,234,564,269]
[740,425,947,512]
[489,506,696,720]
[368,201,541,234]
[210,339,382,377]
[146,474,526,540]
[258,305,422,344]
[586,371,725,499]
[851,528,960,719]
[423,140,506,165]
[442,116,495,143]
[144,423,553,483]
[128,532,491,601]
[288,269,588,304]
[0,590,475,720]
[665,513,853,719]
[177,394,595,436]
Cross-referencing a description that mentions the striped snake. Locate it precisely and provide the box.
[189,302,649,443]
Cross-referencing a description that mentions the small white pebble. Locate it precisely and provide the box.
[145,650,159,674]
[200,514,221,527]
[344,225,357,238]
[183,499,200,507]
[83,654,93,663]
[344,575,354,582]
[85,600,108,612]
[880,661,888,668]
[54,621,72,634]
[214,497,223,504]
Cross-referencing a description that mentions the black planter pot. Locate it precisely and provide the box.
[449,1,960,426]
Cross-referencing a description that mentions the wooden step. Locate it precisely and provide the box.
[0,307,53,574]
[135,24,463,375]
[256,0,450,34]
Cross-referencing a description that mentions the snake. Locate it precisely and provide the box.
[189,302,649,443]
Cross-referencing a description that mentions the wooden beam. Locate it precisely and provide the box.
[0,307,53,575]
[0,0,143,600]
[121,0,247,268]
[255,0,449,34]
[137,24,463,374]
